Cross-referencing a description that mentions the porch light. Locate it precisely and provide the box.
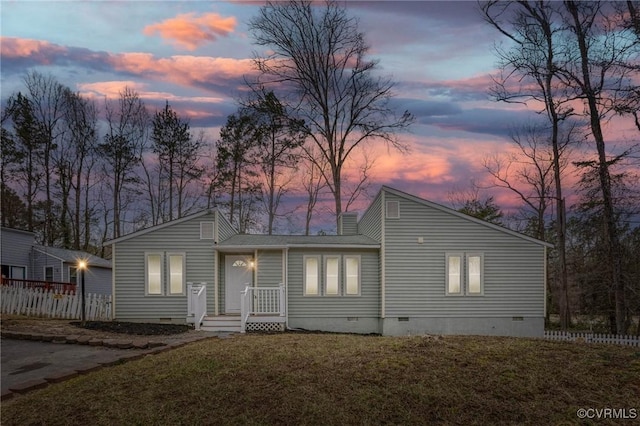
[249,260,255,269]
[77,259,88,325]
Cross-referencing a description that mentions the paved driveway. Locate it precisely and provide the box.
[1,338,134,393]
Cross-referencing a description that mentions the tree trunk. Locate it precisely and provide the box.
[566,1,626,334]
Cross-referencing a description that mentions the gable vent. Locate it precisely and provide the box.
[386,201,400,219]
[200,222,215,240]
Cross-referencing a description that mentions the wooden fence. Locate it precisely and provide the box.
[1,286,111,321]
[544,330,639,347]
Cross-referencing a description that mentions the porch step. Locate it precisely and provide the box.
[200,316,241,332]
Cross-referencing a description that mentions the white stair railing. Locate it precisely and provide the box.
[187,282,207,330]
[240,284,251,333]
[240,283,286,332]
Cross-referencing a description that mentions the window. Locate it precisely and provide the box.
[69,267,78,285]
[146,252,186,296]
[467,254,483,295]
[446,254,462,295]
[344,256,361,295]
[446,253,484,296]
[325,257,340,296]
[168,254,185,295]
[200,222,215,239]
[386,200,400,219]
[44,266,54,282]
[146,253,163,295]
[304,256,320,296]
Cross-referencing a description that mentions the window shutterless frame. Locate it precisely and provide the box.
[167,253,186,296]
[445,253,464,296]
[325,256,340,296]
[466,253,484,296]
[344,255,361,296]
[145,252,164,295]
[303,255,320,296]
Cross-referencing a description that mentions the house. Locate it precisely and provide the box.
[0,227,112,296]
[107,186,551,337]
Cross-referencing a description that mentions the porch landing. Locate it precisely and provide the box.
[200,315,286,333]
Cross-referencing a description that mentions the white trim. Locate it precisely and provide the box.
[214,250,219,316]
[381,191,386,318]
[216,243,379,251]
[111,244,116,320]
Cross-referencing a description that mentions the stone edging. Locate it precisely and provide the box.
[1,330,219,401]
[1,330,167,349]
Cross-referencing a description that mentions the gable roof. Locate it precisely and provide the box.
[217,233,380,250]
[106,209,222,245]
[379,186,553,248]
[33,246,112,269]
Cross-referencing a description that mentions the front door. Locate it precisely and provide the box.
[225,255,253,314]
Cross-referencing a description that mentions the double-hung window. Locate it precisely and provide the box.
[325,257,340,296]
[344,256,361,296]
[304,256,320,296]
[446,252,484,296]
[146,252,185,296]
[303,255,361,296]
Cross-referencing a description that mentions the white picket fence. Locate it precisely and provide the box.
[544,330,640,347]
[1,286,111,321]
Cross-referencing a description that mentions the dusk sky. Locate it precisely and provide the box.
[2,1,637,227]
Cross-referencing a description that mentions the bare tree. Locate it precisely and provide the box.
[23,71,68,245]
[249,0,413,229]
[481,0,574,329]
[300,143,328,235]
[215,112,263,233]
[99,87,149,239]
[64,91,99,250]
[245,90,305,234]
[561,1,638,333]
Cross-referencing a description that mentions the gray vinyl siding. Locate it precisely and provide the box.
[382,191,545,318]
[287,248,380,318]
[358,194,382,242]
[76,266,112,296]
[0,228,34,278]
[113,212,217,322]
[31,250,64,282]
[217,255,225,314]
[217,213,237,242]
[256,250,283,286]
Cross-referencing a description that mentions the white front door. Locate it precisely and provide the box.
[225,255,253,314]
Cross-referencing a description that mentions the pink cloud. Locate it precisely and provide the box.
[0,37,67,62]
[107,53,256,90]
[143,12,237,51]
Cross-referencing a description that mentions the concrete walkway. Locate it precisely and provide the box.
[1,330,226,401]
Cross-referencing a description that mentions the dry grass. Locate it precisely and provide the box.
[2,333,639,425]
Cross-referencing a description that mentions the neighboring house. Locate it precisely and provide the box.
[0,227,112,296]
[107,186,551,337]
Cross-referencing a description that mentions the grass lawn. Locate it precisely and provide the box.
[2,333,639,425]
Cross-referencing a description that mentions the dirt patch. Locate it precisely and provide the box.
[71,321,190,336]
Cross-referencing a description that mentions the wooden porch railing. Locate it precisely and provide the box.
[240,283,285,333]
[1,277,77,294]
